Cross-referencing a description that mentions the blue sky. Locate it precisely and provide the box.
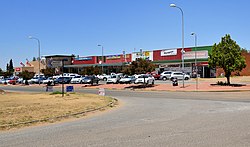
[0,0,249,70]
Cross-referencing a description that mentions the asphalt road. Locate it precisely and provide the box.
[1,86,250,147]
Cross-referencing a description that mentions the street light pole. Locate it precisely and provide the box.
[29,36,41,85]
[191,32,198,90]
[170,3,185,88]
[98,44,104,74]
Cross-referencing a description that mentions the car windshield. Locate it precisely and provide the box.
[138,75,148,78]
[85,76,93,79]
[111,75,116,78]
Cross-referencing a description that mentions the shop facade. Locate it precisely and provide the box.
[153,46,216,78]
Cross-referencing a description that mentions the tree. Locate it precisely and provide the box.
[32,57,37,61]
[122,58,156,75]
[9,59,14,73]
[0,68,3,76]
[208,34,246,84]
[41,67,55,77]
[6,63,9,72]
[18,70,35,80]
[80,66,100,75]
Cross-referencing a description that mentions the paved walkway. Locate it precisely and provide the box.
[2,77,250,92]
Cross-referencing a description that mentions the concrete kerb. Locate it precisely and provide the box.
[81,86,250,93]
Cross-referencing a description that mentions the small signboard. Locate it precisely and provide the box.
[66,86,74,92]
[98,88,105,96]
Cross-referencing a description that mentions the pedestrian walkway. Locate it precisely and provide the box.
[2,77,250,92]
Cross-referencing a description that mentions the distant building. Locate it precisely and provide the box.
[14,60,46,75]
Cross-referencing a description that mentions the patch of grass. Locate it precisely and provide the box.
[0,92,116,130]
[50,91,64,95]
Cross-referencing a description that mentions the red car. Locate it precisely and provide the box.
[147,72,161,80]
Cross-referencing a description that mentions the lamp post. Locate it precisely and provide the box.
[170,3,185,88]
[29,36,41,85]
[191,32,198,90]
[98,44,104,74]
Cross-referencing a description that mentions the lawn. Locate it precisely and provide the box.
[0,91,116,130]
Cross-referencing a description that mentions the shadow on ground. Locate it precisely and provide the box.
[210,83,247,87]
[124,84,155,90]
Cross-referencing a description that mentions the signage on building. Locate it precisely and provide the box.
[161,49,177,56]
[15,68,21,72]
[51,60,62,67]
[132,51,153,61]
[183,50,208,60]
[106,55,121,60]
[74,57,92,61]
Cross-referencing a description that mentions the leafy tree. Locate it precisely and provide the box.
[122,58,156,75]
[0,68,3,76]
[41,67,55,77]
[9,59,14,73]
[208,34,246,84]
[80,66,100,75]
[6,63,9,71]
[32,57,37,61]
[18,70,35,80]
[3,71,12,78]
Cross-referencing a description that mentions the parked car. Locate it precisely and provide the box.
[106,75,121,84]
[170,72,190,81]
[119,75,136,84]
[134,74,155,85]
[0,78,5,84]
[54,77,72,84]
[17,78,24,84]
[70,76,84,84]
[148,72,161,80]
[29,77,46,84]
[43,77,54,84]
[160,71,173,81]
[97,74,111,81]
[82,76,99,85]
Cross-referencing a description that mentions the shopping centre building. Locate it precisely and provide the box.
[14,45,250,78]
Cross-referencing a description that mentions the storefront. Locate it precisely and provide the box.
[153,46,215,78]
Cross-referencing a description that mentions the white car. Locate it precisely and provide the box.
[43,77,54,84]
[134,74,155,85]
[160,71,172,81]
[97,74,111,81]
[106,75,121,84]
[70,76,84,84]
[170,72,190,81]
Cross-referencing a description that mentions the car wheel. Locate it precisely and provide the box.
[152,80,154,85]
[162,77,167,81]
[103,78,107,81]
[185,77,189,80]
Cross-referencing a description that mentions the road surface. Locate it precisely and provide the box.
[0,86,250,147]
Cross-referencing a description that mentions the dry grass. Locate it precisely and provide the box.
[0,92,114,130]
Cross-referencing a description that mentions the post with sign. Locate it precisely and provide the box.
[61,59,68,97]
[98,88,105,96]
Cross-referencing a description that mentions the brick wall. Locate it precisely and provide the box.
[216,52,250,77]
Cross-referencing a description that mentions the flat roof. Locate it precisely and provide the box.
[43,55,74,58]
[64,62,124,68]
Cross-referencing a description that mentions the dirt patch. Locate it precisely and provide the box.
[0,92,117,130]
